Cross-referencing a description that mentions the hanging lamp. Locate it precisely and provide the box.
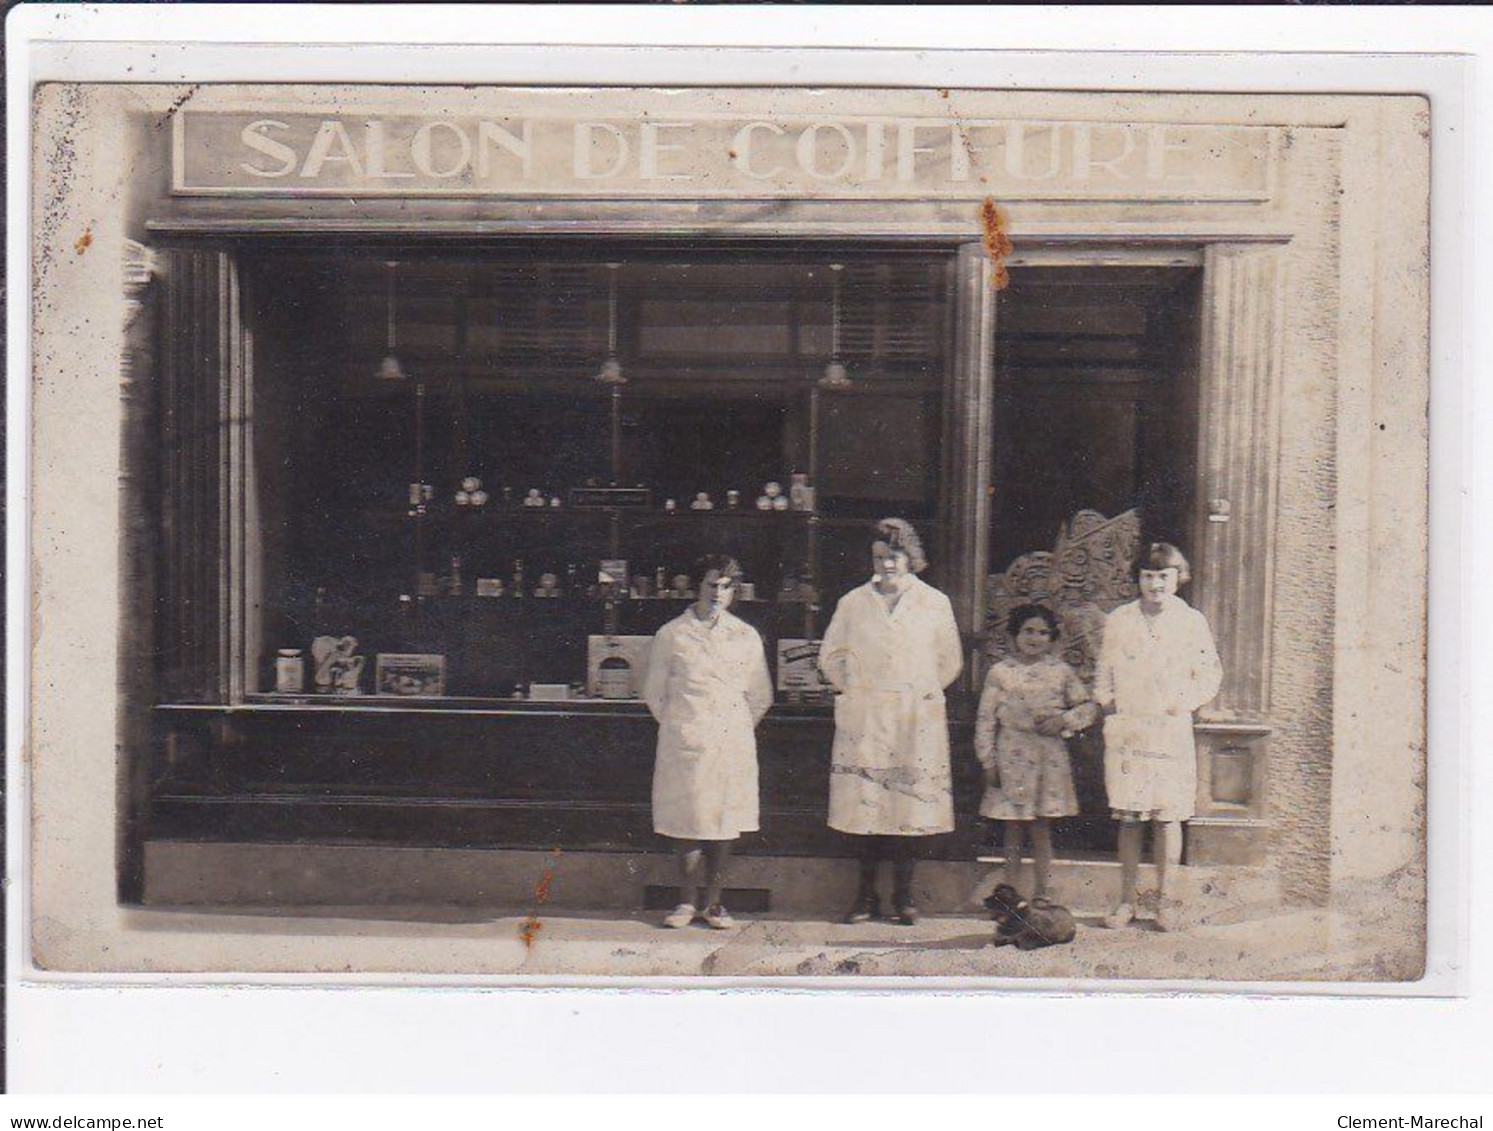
[818,262,852,389]
[594,262,626,385]
[377,260,406,380]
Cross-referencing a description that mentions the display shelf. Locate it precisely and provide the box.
[171,696,840,721]
[413,593,814,605]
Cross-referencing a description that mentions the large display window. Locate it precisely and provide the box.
[243,247,951,703]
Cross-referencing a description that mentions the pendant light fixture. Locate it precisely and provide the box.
[818,262,852,390]
[594,262,626,385]
[377,259,406,381]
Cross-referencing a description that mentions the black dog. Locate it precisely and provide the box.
[984,883,1077,950]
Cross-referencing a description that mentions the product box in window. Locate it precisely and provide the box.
[776,638,834,703]
[375,653,447,697]
[585,635,654,700]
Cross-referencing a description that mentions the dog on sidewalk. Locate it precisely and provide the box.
[984,883,1077,950]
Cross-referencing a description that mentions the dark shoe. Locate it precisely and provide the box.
[892,903,920,926]
[844,894,882,924]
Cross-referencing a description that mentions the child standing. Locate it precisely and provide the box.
[975,604,1099,899]
[1096,542,1222,932]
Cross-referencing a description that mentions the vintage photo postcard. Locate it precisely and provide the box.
[24,78,1429,983]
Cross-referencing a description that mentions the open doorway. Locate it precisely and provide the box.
[988,265,1203,852]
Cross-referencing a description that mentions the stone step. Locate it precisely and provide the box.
[144,840,1281,920]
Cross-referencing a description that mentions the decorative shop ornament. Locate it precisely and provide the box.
[594,263,627,385]
[726,489,741,509]
[819,263,853,390]
[690,492,714,511]
[312,635,365,695]
[664,498,677,513]
[523,489,545,507]
[535,572,562,598]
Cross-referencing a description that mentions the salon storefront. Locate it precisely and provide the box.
[107,85,1422,918]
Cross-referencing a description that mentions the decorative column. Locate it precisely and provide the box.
[1188,241,1288,865]
[157,248,246,703]
[1194,242,1288,718]
[944,243,997,673]
[118,238,159,902]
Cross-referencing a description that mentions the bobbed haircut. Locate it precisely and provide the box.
[871,517,929,574]
[1135,542,1191,586]
[1006,603,1061,640]
[691,553,742,590]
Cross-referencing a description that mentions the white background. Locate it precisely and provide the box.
[5,5,1488,1097]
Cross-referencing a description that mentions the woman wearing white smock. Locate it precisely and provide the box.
[819,519,963,925]
[1095,541,1222,932]
[644,554,773,930]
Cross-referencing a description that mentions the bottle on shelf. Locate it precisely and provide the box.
[512,558,526,598]
[274,649,305,694]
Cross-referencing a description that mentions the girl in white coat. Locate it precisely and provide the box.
[819,519,963,924]
[644,555,773,930]
[1095,542,1222,932]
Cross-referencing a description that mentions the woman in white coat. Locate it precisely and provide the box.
[819,519,963,924]
[644,554,773,930]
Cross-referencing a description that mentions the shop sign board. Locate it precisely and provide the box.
[172,109,1277,201]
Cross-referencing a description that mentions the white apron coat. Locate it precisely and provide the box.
[1094,595,1222,821]
[819,576,964,836]
[644,609,773,841]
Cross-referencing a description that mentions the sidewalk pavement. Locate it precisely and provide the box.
[119,897,1421,984]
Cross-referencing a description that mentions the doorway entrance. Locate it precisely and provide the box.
[987,265,1204,852]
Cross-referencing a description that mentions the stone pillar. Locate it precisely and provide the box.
[1188,241,1289,868]
[1194,242,1288,718]
[944,243,996,675]
[117,238,159,902]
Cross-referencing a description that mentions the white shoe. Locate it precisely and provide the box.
[1155,899,1183,933]
[703,905,737,930]
[663,903,697,929]
[1103,903,1136,930]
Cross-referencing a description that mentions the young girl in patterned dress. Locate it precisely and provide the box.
[975,604,1099,898]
